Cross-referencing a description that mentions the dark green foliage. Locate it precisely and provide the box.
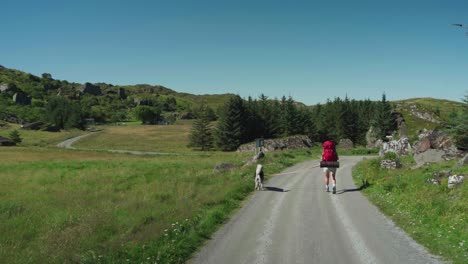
[188,103,214,151]
[45,96,83,129]
[8,129,22,144]
[216,95,247,151]
[133,105,162,124]
[450,93,468,150]
[371,93,395,140]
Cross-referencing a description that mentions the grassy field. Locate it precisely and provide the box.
[74,120,194,152]
[0,123,86,147]
[353,156,468,264]
[0,143,319,264]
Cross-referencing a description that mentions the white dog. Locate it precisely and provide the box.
[255,164,264,190]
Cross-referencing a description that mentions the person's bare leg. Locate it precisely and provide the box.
[324,170,330,191]
[331,171,336,193]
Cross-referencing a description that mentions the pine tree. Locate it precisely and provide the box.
[188,103,213,151]
[9,129,22,144]
[371,93,394,140]
[450,93,468,150]
[215,95,246,151]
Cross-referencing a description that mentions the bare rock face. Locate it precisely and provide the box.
[339,138,354,149]
[237,135,312,152]
[408,103,441,124]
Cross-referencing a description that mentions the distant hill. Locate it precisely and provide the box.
[1,65,465,142]
[0,65,235,112]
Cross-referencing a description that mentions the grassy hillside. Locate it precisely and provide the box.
[392,97,464,140]
[0,65,233,117]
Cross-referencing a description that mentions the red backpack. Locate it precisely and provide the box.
[322,140,338,161]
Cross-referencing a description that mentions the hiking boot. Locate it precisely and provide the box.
[332,186,336,194]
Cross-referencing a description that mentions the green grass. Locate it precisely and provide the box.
[0,123,86,147]
[74,120,194,153]
[0,146,316,264]
[353,156,468,264]
[393,98,465,141]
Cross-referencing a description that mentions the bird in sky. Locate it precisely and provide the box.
[452,23,468,36]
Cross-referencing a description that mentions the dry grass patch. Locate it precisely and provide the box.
[75,121,193,152]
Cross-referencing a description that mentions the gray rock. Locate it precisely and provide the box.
[237,135,312,152]
[12,92,31,105]
[381,137,411,156]
[366,126,380,148]
[413,129,453,154]
[0,136,15,146]
[0,83,8,93]
[413,149,445,168]
[380,159,402,170]
[456,154,468,167]
[180,112,194,119]
[79,83,102,96]
[425,178,440,185]
[408,103,441,124]
[339,138,354,149]
[22,122,45,130]
[448,175,465,188]
[213,163,238,174]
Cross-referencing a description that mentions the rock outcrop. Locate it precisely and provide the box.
[0,136,15,146]
[408,103,441,124]
[80,83,102,96]
[237,135,312,152]
[339,138,353,149]
[380,137,412,156]
[380,159,402,170]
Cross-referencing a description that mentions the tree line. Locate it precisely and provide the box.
[189,94,395,151]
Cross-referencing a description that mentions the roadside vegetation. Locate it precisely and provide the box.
[0,145,320,264]
[353,156,468,264]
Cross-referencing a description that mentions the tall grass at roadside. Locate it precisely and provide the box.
[0,147,316,264]
[353,157,467,264]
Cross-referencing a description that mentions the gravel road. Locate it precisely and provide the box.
[190,156,444,264]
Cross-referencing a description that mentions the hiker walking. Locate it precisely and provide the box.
[321,140,339,194]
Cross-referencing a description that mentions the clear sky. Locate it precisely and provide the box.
[1,0,467,105]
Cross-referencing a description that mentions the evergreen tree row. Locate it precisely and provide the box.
[189,94,396,151]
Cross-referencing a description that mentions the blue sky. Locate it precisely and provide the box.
[1,0,467,105]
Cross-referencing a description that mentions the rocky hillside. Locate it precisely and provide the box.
[392,97,464,140]
[0,65,235,120]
